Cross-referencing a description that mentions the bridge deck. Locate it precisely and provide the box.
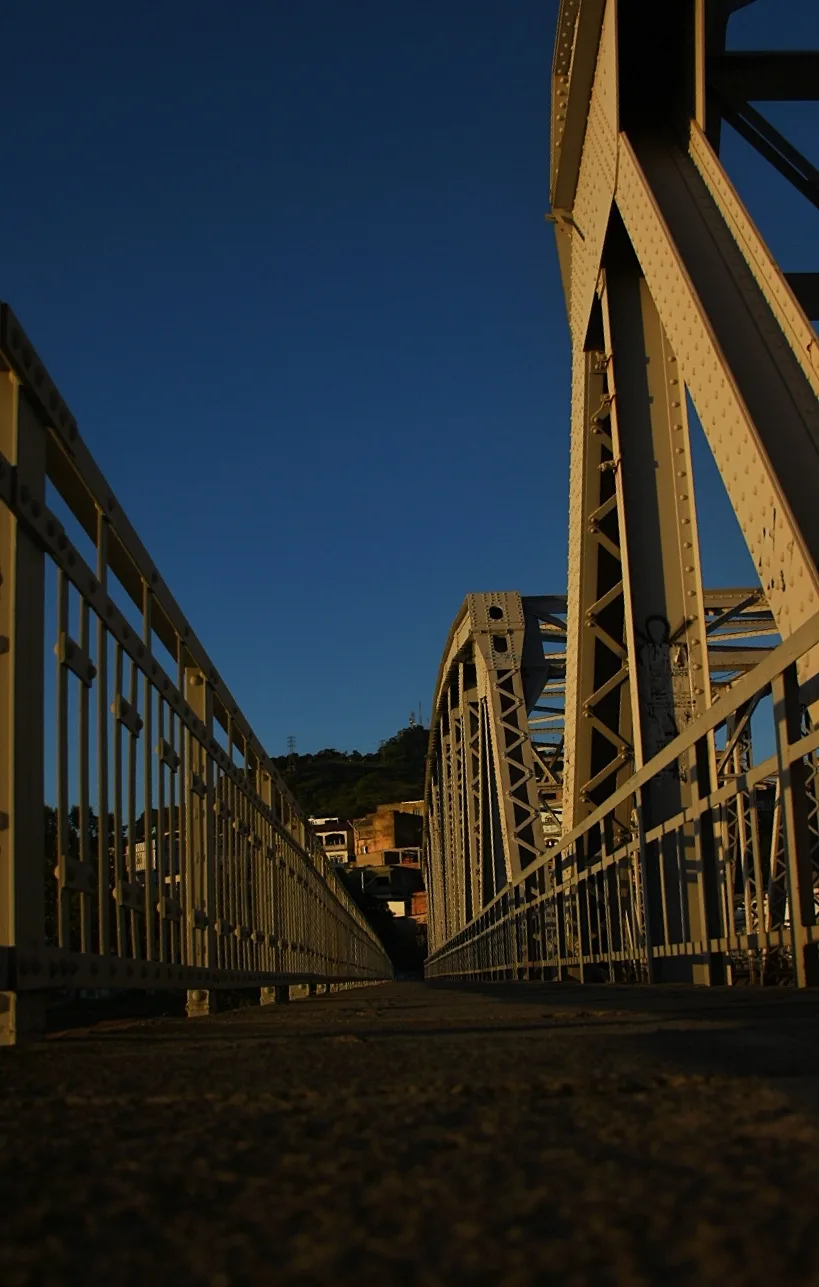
[3,982,819,1285]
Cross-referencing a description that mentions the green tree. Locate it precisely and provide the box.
[273,724,427,818]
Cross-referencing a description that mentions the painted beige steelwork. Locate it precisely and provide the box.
[427,609,819,987]
[0,304,391,1043]
[425,589,779,954]
[425,594,553,950]
[425,0,819,987]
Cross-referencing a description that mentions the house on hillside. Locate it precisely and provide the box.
[352,800,424,867]
[309,817,355,867]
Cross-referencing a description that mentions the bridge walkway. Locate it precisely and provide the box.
[3,981,819,1285]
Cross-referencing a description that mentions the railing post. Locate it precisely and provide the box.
[632,789,658,983]
[772,666,819,987]
[0,372,47,1044]
[687,734,728,986]
[185,668,219,1017]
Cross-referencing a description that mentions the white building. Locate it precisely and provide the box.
[309,817,355,866]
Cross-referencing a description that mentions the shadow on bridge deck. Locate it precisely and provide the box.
[3,981,819,1285]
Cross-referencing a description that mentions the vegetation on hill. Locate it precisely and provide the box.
[273,724,428,819]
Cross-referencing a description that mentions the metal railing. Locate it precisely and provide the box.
[426,607,819,988]
[0,303,391,1042]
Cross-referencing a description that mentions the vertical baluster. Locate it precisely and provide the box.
[241,787,250,971]
[747,786,768,965]
[221,771,230,970]
[112,643,126,955]
[772,665,819,987]
[675,829,691,947]
[78,596,91,954]
[126,653,139,958]
[176,639,188,965]
[656,834,671,951]
[250,796,259,971]
[213,767,222,970]
[95,517,110,960]
[233,778,242,971]
[225,725,236,972]
[168,709,178,962]
[156,699,168,962]
[142,587,154,962]
[185,720,198,969]
[0,363,47,1043]
[56,570,70,949]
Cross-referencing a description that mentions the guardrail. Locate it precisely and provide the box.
[0,303,391,1042]
[426,606,819,988]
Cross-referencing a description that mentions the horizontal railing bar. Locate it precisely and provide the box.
[427,915,805,968]
[8,945,386,994]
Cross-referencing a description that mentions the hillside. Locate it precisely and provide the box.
[272,725,428,818]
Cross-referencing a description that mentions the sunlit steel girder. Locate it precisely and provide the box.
[424,589,778,956]
[425,0,819,986]
[553,0,819,843]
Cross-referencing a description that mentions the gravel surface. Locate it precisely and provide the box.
[3,980,819,1286]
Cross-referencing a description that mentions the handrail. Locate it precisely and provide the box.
[0,303,391,1044]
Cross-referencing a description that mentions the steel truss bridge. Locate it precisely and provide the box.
[425,0,819,988]
[2,1,819,1051]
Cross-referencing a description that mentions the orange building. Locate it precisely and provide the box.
[352,800,424,867]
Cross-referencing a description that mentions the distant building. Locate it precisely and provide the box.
[130,827,180,882]
[410,889,427,924]
[345,862,424,912]
[541,809,563,847]
[353,800,424,867]
[309,817,355,866]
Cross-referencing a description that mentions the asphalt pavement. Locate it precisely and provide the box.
[3,979,819,1286]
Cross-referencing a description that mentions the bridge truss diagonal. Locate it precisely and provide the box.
[425,0,819,989]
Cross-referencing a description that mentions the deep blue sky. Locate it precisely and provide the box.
[3,0,817,755]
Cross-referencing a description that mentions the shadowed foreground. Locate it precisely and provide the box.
[3,981,819,1285]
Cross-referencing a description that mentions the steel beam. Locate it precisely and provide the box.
[598,225,716,982]
[708,51,819,103]
[423,595,548,954]
[428,0,819,985]
[617,133,819,668]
